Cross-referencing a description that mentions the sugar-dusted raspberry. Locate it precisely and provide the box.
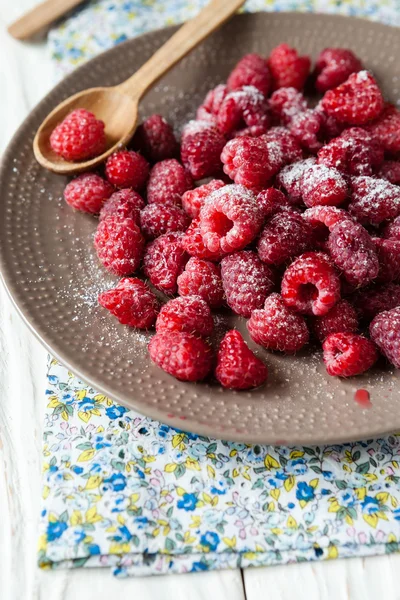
[277,158,316,205]
[323,332,378,376]
[199,184,264,254]
[50,109,106,161]
[181,219,224,262]
[98,278,159,328]
[196,84,228,123]
[365,103,400,154]
[269,87,307,125]
[382,215,400,240]
[143,232,188,294]
[180,121,226,180]
[146,159,193,206]
[148,331,213,381]
[217,85,270,136]
[352,283,400,320]
[303,205,350,247]
[132,114,178,162]
[221,136,280,191]
[349,176,400,226]
[289,109,325,153]
[372,237,400,283]
[311,299,358,342]
[177,257,224,308]
[64,173,114,214]
[94,216,145,276]
[317,127,384,176]
[182,180,225,219]
[105,150,149,190]
[263,127,303,165]
[220,250,274,317]
[216,330,268,390]
[258,211,314,266]
[140,203,190,239]
[99,189,145,224]
[227,53,271,96]
[256,188,294,219]
[378,160,400,185]
[156,295,214,337]
[268,44,311,91]
[315,104,346,139]
[321,71,384,125]
[232,124,269,138]
[370,307,400,368]
[301,163,348,207]
[281,252,340,316]
[248,293,309,353]
[315,48,363,93]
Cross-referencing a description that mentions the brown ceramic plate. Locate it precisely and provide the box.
[1,12,400,445]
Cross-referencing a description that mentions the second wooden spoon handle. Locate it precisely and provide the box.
[118,0,245,99]
[8,0,85,40]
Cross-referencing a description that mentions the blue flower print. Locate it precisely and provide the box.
[71,465,83,474]
[361,496,380,514]
[78,397,96,412]
[156,424,171,439]
[210,480,226,495]
[200,531,220,552]
[103,473,127,492]
[105,405,128,419]
[47,520,67,542]
[134,516,148,530]
[393,508,400,521]
[87,544,101,555]
[296,482,315,503]
[286,459,308,475]
[337,490,356,508]
[177,493,197,511]
[191,561,208,572]
[322,470,335,480]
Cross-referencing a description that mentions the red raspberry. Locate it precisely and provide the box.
[256,188,295,219]
[262,127,303,166]
[64,173,114,214]
[372,237,400,283]
[217,85,270,136]
[215,330,268,390]
[248,293,309,353]
[132,114,178,162]
[143,232,188,294]
[221,250,274,317]
[316,106,346,139]
[146,159,193,206]
[232,124,269,138]
[196,84,228,123]
[182,180,225,219]
[221,136,280,191]
[105,150,149,190]
[365,103,400,154]
[370,307,400,368]
[281,252,340,316]
[315,48,363,93]
[351,283,400,321]
[349,176,400,225]
[50,109,106,161]
[199,184,264,254]
[227,53,271,96]
[289,109,325,153]
[181,121,226,180]
[99,189,145,224]
[303,205,350,247]
[321,71,384,125]
[311,299,358,342]
[317,127,384,176]
[378,160,400,185]
[301,163,348,207]
[323,332,378,376]
[94,216,145,276]
[277,158,316,205]
[382,215,400,240]
[156,295,214,337]
[177,257,223,308]
[140,203,190,239]
[269,87,307,125]
[181,219,224,262]
[258,211,314,266]
[98,278,159,328]
[148,331,213,381]
[268,44,311,91]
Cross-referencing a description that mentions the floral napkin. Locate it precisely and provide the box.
[40,0,400,578]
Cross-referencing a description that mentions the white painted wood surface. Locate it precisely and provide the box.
[1,2,400,599]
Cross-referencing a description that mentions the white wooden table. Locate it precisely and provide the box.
[1,2,400,598]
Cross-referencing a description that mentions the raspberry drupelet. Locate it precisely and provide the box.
[215,330,268,390]
[99,189,145,224]
[257,211,314,266]
[139,203,191,239]
[217,85,270,136]
[143,232,188,294]
[64,173,114,214]
[256,188,295,219]
[105,150,149,190]
[301,163,348,208]
[276,158,316,205]
[269,87,307,125]
[146,159,193,207]
[132,114,178,162]
[98,278,159,329]
[156,295,214,337]
[221,136,281,191]
[177,257,224,308]
[94,216,145,276]
[382,215,400,240]
[365,103,400,154]
[372,238,400,284]
[370,306,400,368]
[148,331,213,381]
[268,44,311,91]
[181,219,224,262]
[182,180,225,219]
[289,109,325,153]
[323,332,378,377]
[196,84,228,123]
[180,120,226,180]
[317,127,384,176]
[227,54,271,96]
[310,299,358,342]
[50,109,106,161]
[314,48,363,93]
[349,176,400,226]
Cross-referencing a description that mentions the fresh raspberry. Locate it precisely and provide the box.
[196,84,228,123]
[258,211,314,266]
[311,300,358,342]
[378,160,400,185]
[99,189,145,224]
[50,109,106,161]
[349,176,400,225]
[301,163,348,207]
[303,205,350,247]
[227,53,271,96]
[177,257,224,308]
[221,250,274,317]
[132,114,178,162]
[268,44,311,91]
[352,283,400,320]
[217,85,270,136]
[215,330,268,390]
[148,332,213,381]
[314,48,363,93]
[64,173,114,214]
[289,109,325,153]
[365,103,400,154]
[143,232,188,294]
[247,293,309,353]
[232,124,269,138]
[262,127,303,166]
[256,188,295,219]
[221,136,280,191]
[317,127,384,176]
[105,150,149,190]
[321,71,384,125]
[156,295,214,337]
[316,104,346,139]
[370,307,400,368]
[372,237,400,283]
[146,159,193,206]
[139,203,190,239]
[181,121,226,180]
[98,278,159,328]
[281,252,340,316]
[323,332,378,376]
[269,87,307,125]
[199,184,264,254]
[277,158,316,205]
[181,219,224,262]
[382,215,400,240]
[94,216,145,276]
[182,180,225,219]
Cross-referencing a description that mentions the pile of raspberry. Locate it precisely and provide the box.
[59,44,400,389]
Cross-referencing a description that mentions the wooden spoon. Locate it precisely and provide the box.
[33,0,245,175]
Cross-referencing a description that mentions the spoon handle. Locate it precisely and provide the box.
[117,0,246,99]
[8,0,85,40]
